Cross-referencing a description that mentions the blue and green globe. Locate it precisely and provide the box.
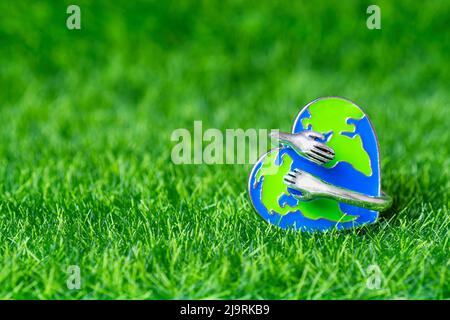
[248,97,381,231]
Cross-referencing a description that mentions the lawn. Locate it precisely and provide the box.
[0,1,448,299]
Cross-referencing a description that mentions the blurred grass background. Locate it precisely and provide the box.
[0,0,448,299]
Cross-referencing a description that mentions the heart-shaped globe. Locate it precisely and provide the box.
[248,97,381,231]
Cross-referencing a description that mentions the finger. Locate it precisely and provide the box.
[311,148,334,161]
[287,172,296,179]
[293,169,305,178]
[308,150,331,163]
[306,130,325,141]
[305,152,327,165]
[313,143,335,156]
[284,177,295,184]
[285,172,297,180]
[284,177,296,185]
[305,156,325,165]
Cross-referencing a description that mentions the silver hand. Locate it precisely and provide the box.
[270,131,335,165]
[284,169,392,211]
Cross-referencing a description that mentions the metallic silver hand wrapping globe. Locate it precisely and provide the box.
[284,168,392,211]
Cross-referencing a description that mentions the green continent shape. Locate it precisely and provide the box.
[254,150,356,222]
[301,98,372,176]
[255,151,295,216]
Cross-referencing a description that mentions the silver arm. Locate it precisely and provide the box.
[284,169,392,211]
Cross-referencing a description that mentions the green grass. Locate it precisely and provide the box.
[0,0,449,299]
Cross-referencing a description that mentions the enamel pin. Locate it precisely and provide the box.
[248,96,392,231]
